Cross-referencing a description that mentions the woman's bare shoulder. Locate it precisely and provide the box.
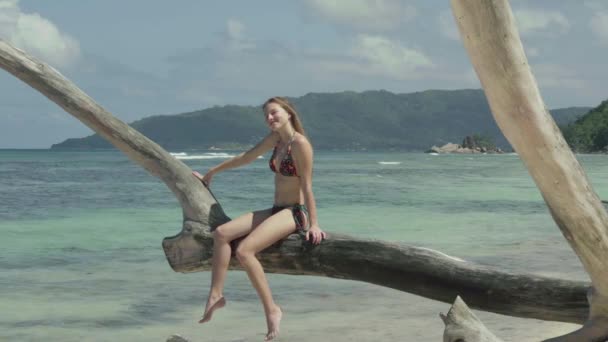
[261,131,281,146]
[292,133,312,152]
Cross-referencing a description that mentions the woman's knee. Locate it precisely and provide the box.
[213,224,233,242]
[235,244,255,264]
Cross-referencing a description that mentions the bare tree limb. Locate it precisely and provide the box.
[451,0,608,340]
[0,40,230,229]
[164,230,589,323]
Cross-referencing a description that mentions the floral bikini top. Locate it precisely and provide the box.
[269,138,298,177]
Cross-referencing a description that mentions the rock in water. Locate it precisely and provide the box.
[462,135,478,149]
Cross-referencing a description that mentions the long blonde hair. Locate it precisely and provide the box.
[263,97,307,137]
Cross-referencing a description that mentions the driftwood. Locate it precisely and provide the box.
[166,230,590,323]
[440,296,503,342]
[451,0,608,340]
[0,4,603,337]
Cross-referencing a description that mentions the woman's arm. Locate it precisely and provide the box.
[195,132,278,185]
[292,136,326,244]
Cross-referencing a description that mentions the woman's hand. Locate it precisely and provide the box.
[193,171,213,187]
[305,225,326,245]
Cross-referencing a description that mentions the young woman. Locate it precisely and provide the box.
[193,97,326,341]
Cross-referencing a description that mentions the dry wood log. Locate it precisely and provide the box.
[165,227,590,324]
[0,38,592,337]
[440,296,502,342]
[451,0,608,340]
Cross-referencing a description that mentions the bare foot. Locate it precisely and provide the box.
[264,305,282,341]
[198,295,226,324]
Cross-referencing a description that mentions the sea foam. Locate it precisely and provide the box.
[170,152,234,160]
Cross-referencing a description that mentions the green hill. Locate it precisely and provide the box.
[562,100,608,152]
[51,89,590,151]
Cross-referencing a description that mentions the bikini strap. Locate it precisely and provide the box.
[287,132,296,152]
[272,144,284,159]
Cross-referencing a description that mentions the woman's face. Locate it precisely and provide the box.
[264,102,290,131]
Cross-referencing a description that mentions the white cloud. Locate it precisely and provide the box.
[222,18,254,52]
[590,12,608,43]
[226,18,245,41]
[0,0,80,68]
[0,1,19,39]
[441,7,569,40]
[349,34,433,79]
[514,9,570,35]
[166,33,435,107]
[304,0,417,31]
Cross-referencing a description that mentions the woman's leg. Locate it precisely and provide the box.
[235,208,297,340]
[200,208,272,323]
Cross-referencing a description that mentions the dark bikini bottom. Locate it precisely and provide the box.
[271,204,309,232]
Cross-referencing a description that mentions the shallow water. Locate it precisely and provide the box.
[2,150,602,341]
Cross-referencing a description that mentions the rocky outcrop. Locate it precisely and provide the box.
[427,136,504,154]
[461,136,479,149]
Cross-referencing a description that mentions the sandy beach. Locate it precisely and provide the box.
[146,275,581,341]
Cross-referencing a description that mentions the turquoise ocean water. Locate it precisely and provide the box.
[1,149,603,341]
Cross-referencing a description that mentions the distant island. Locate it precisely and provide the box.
[51,89,590,151]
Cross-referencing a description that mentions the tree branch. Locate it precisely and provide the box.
[0,40,230,228]
[451,0,608,339]
[164,229,589,324]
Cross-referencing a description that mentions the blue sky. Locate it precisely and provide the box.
[1,0,608,148]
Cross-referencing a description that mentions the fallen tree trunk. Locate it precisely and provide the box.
[0,39,589,335]
[164,227,589,323]
[451,0,608,340]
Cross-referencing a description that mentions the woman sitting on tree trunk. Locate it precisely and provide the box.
[193,96,326,341]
